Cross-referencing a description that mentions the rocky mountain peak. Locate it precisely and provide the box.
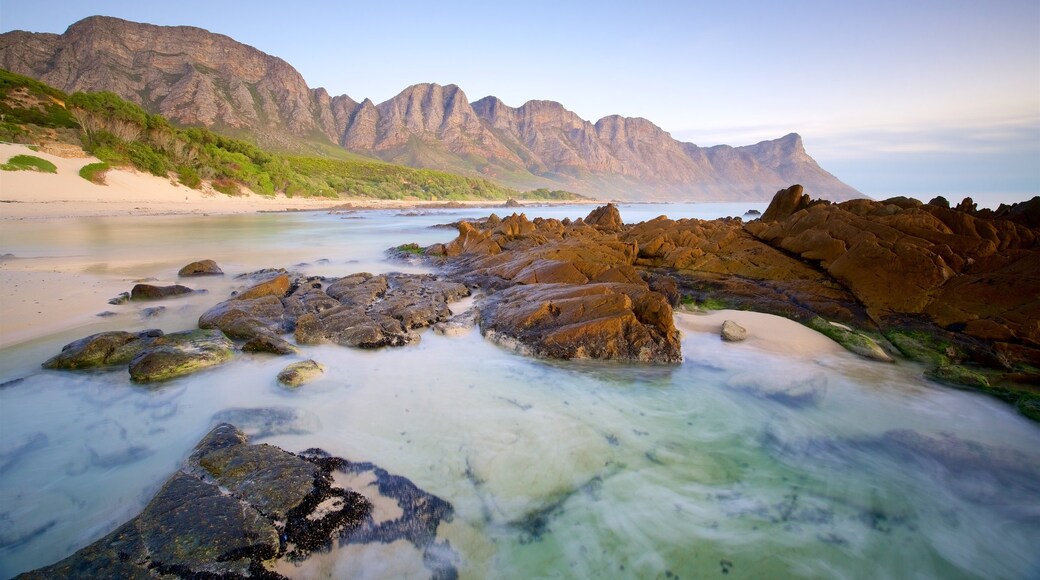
[0,16,863,202]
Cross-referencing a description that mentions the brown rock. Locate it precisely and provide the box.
[234,274,290,300]
[130,283,193,301]
[177,259,223,277]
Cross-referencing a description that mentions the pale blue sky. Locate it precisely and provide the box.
[2,0,1038,205]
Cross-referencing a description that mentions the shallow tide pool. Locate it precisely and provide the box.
[1,203,1038,579]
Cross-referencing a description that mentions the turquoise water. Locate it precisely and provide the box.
[1,203,1038,579]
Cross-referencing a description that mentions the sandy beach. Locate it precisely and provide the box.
[675,309,845,357]
[0,143,594,220]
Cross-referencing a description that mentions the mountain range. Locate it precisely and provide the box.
[0,16,862,201]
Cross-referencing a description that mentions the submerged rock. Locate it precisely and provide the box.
[278,359,325,388]
[178,259,223,277]
[18,424,372,579]
[128,329,234,382]
[42,329,163,370]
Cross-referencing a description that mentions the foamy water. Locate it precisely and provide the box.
[1,204,1038,578]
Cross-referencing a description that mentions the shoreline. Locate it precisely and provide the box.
[0,143,599,221]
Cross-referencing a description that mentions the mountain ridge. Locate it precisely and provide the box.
[0,15,863,201]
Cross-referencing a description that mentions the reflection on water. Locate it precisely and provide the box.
[1,205,1039,578]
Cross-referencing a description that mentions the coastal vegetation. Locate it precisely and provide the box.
[78,161,109,184]
[0,69,584,202]
[0,153,56,173]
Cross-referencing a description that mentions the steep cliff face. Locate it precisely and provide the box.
[0,16,349,148]
[0,16,862,201]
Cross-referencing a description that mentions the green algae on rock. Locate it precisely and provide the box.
[128,329,234,382]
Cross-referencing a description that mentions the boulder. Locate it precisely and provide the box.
[479,283,682,363]
[128,329,235,382]
[178,259,223,277]
[760,184,813,222]
[18,424,371,578]
[42,330,163,369]
[721,320,748,342]
[277,360,325,388]
[130,283,193,301]
[198,295,286,338]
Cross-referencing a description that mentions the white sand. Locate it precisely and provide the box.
[675,309,845,357]
[0,143,595,220]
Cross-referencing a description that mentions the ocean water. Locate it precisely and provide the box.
[1,203,1038,579]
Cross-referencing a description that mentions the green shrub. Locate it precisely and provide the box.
[176,165,202,189]
[211,178,241,196]
[79,162,110,184]
[1,154,57,173]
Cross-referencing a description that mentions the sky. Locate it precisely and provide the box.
[1,0,1038,206]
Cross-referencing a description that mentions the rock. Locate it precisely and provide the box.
[242,333,299,355]
[503,198,522,207]
[277,360,325,387]
[19,424,372,578]
[107,292,130,305]
[128,329,235,382]
[139,306,165,319]
[925,364,991,389]
[199,295,286,338]
[129,283,193,301]
[479,283,682,363]
[295,273,469,348]
[178,259,223,277]
[721,320,747,342]
[211,407,321,438]
[433,309,478,336]
[760,184,814,222]
[234,273,290,300]
[584,203,624,231]
[42,329,163,369]
[807,317,893,362]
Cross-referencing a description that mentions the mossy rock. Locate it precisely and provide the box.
[886,330,949,366]
[42,329,163,369]
[1016,395,1040,421]
[925,364,991,389]
[277,359,325,388]
[808,317,892,362]
[128,329,234,382]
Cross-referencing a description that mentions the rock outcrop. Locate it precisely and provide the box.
[18,424,372,578]
[428,193,1040,418]
[129,283,194,300]
[0,16,861,202]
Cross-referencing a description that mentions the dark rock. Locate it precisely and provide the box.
[95,311,117,317]
[295,273,469,348]
[128,329,234,382]
[503,198,522,207]
[42,329,163,369]
[177,259,223,277]
[19,424,372,578]
[129,283,193,301]
[277,360,324,388]
[721,320,747,342]
[107,292,129,305]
